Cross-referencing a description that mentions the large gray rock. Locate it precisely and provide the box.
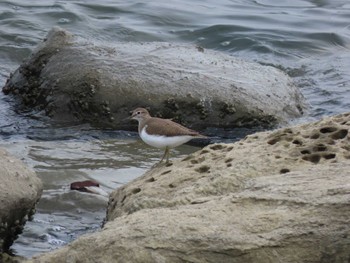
[28,112,350,263]
[3,27,306,130]
[0,148,42,253]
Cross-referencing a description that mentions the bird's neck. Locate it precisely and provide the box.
[138,117,151,134]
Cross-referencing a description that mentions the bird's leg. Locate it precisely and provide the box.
[159,147,168,163]
[165,147,171,164]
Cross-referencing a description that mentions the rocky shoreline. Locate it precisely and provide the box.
[25,112,350,263]
[1,27,349,263]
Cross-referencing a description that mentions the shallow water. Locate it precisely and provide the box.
[0,0,350,258]
[0,126,200,256]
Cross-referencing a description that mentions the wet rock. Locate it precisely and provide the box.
[27,112,350,263]
[2,27,307,131]
[0,148,42,253]
[70,180,99,192]
[70,180,108,197]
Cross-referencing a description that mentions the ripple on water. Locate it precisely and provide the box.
[3,132,200,258]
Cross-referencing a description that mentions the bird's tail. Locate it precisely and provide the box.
[195,134,209,139]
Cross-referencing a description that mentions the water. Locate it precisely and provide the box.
[0,0,350,258]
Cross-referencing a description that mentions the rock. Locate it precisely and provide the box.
[70,180,99,192]
[70,180,108,197]
[27,112,350,263]
[2,27,306,131]
[0,148,42,253]
[0,253,24,263]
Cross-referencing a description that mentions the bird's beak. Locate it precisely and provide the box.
[123,114,133,121]
[129,111,135,119]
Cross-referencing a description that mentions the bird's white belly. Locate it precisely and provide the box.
[140,127,193,149]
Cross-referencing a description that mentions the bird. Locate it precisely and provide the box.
[130,107,206,164]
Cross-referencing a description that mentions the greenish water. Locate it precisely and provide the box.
[0,0,350,258]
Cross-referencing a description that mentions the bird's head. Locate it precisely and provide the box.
[130,108,151,122]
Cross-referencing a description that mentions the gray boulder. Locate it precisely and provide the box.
[27,112,350,263]
[0,148,42,253]
[3,27,306,130]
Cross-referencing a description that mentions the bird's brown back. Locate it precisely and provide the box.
[143,117,202,137]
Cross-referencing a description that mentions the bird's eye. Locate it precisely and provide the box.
[137,111,141,115]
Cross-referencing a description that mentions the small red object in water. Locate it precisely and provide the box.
[70,180,99,192]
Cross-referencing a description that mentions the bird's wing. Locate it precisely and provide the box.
[145,118,200,137]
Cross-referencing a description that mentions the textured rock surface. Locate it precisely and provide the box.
[0,253,24,263]
[2,27,306,130]
[28,112,350,263]
[0,148,42,253]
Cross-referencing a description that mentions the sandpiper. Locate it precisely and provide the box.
[131,107,206,164]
